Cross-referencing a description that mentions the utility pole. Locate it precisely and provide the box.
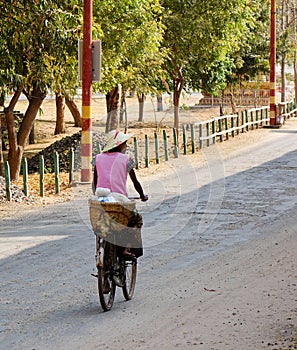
[81,0,93,182]
[270,0,277,126]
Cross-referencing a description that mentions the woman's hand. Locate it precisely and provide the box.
[141,194,148,202]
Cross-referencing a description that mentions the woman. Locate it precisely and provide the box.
[93,129,148,256]
[93,130,148,201]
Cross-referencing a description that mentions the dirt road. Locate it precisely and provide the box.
[1,119,297,349]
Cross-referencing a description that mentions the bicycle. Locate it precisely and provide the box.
[95,237,137,311]
[89,199,142,311]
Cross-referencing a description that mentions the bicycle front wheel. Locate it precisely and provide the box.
[97,241,116,311]
[122,257,137,300]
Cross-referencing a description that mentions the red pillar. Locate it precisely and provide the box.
[81,0,93,182]
[269,0,277,125]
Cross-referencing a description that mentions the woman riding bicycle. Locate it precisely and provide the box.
[93,129,148,257]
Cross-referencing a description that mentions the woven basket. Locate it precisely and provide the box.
[89,199,136,234]
[89,199,143,256]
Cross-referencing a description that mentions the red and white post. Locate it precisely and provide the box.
[81,0,93,182]
[269,0,277,126]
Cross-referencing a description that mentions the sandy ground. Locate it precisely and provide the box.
[0,98,297,349]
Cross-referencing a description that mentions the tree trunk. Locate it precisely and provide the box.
[29,123,35,144]
[119,89,126,124]
[293,50,297,107]
[65,96,81,127]
[105,86,120,133]
[137,92,146,122]
[6,109,23,181]
[293,3,297,105]
[230,90,237,114]
[253,90,257,108]
[119,90,128,132]
[157,95,163,111]
[281,55,286,102]
[220,91,225,116]
[8,86,46,180]
[173,69,184,130]
[4,85,23,180]
[55,91,66,135]
[0,116,4,177]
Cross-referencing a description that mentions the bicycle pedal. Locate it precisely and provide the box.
[91,273,98,278]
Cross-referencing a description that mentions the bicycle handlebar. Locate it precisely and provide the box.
[128,195,148,201]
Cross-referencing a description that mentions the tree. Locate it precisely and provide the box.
[0,0,81,179]
[216,0,271,113]
[160,0,263,129]
[93,0,165,132]
[277,0,297,102]
[293,2,297,104]
[55,91,66,134]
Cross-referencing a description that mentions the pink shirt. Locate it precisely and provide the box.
[95,152,129,196]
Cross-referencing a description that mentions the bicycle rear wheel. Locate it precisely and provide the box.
[122,257,137,300]
[97,240,116,311]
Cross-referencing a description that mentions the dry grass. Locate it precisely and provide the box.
[13,172,72,197]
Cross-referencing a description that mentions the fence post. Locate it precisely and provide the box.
[245,110,249,132]
[173,128,179,158]
[190,124,195,153]
[182,125,187,155]
[212,119,216,144]
[218,118,223,142]
[39,155,44,197]
[256,110,259,128]
[250,111,254,130]
[231,116,235,138]
[241,111,245,133]
[4,161,11,201]
[133,137,139,169]
[236,113,240,135]
[69,148,74,183]
[22,158,28,196]
[260,108,264,126]
[96,142,102,154]
[199,123,203,149]
[145,135,149,167]
[224,117,229,140]
[206,122,210,147]
[266,107,269,125]
[163,130,169,161]
[54,151,60,194]
[154,132,160,164]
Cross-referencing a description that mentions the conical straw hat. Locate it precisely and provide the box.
[102,130,134,152]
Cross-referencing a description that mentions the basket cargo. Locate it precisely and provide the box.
[89,199,136,235]
[89,199,143,256]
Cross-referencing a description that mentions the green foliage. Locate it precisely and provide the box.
[93,0,166,94]
[0,0,82,96]
[160,0,265,95]
[0,0,289,113]
[224,0,270,89]
[0,0,279,103]
[277,0,297,65]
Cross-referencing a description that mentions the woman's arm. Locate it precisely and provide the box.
[92,166,98,194]
[129,169,148,201]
